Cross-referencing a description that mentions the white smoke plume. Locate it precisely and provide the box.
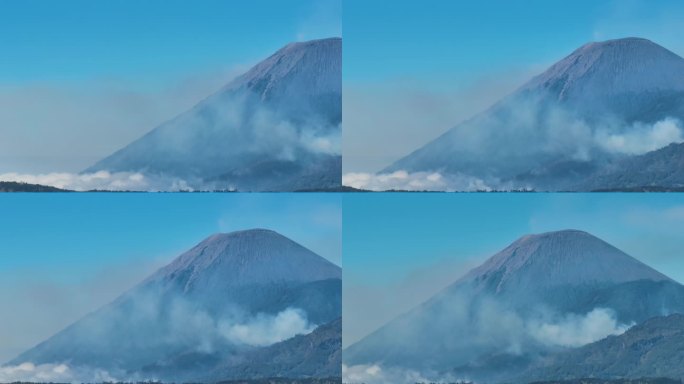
[528,307,633,347]
[595,117,684,155]
[219,308,317,347]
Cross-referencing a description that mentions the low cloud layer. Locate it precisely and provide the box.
[342,363,462,384]
[0,69,245,173]
[0,362,117,383]
[343,170,495,191]
[0,170,193,191]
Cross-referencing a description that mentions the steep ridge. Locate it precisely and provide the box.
[8,229,342,382]
[86,38,342,191]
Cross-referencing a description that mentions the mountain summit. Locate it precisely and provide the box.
[385,38,684,191]
[149,229,342,289]
[463,229,671,293]
[523,38,684,103]
[86,38,342,191]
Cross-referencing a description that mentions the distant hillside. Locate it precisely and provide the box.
[0,181,68,192]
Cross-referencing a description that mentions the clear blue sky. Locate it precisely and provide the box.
[343,193,684,346]
[344,0,684,83]
[0,0,341,85]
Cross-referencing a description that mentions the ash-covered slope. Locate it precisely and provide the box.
[344,230,684,382]
[461,230,671,294]
[8,229,342,382]
[385,38,684,191]
[523,314,684,381]
[86,38,342,191]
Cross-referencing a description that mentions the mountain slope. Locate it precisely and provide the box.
[384,38,684,191]
[523,314,684,381]
[343,230,684,382]
[579,142,684,190]
[8,229,342,382]
[86,38,342,191]
[461,230,671,294]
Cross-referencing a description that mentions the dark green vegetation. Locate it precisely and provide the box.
[0,181,68,192]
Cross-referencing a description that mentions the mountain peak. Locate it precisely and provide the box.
[226,37,342,102]
[523,37,684,101]
[581,37,657,50]
[149,229,341,290]
[462,230,671,293]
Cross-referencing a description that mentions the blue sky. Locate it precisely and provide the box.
[344,0,684,83]
[0,0,341,84]
[343,0,684,172]
[343,193,684,346]
[0,0,341,173]
[0,193,341,362]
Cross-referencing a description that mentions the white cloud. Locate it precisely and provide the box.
[595,117,684,155]
[342,363,462,384]
[528,308,633,347]
[219,308,316,347]
[0,362,118,383]
[0,170,194,191]
[343,170,499,191]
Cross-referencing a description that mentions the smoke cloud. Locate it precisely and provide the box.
[345,281,635,383]
[344,85,684,191]
[528,307,633,348]
[595,117,684,155]
[219,308,316,347]
[342,170,495,191]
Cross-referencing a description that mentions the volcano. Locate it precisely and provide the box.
[384,38,684,191]
[343,230,684,382]
[86,38,342,191]
[7,229,342,382]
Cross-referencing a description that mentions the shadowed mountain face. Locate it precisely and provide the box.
[344,230,684,383]
[7,229,342,382]
[386,38,684,191]
[86,38,342,191]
